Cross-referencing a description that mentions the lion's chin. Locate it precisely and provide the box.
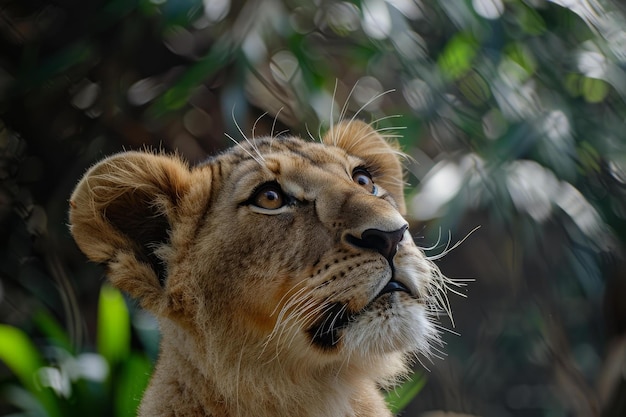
[308,286,433,358]
[341,297,434,357]
[308,279,415,350]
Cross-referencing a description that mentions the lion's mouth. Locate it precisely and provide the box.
[309,279,411,349]
[375,279,410,298]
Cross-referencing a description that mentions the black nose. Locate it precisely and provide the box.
[346,225,408,260]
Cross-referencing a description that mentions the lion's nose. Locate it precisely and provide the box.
[346,225,408,261]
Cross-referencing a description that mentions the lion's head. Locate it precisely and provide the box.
[69,120,448,416]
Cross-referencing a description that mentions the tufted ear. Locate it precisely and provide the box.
[323,120,406,214]
[69,151,192,312]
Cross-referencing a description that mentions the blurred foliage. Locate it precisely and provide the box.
[0,285,153,417]
[386,371,428,415]
[1,0,626,416]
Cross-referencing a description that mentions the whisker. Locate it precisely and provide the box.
[428,348,446,361]
[225,133,264,166]
[252,111,269,141]
[433,323,461,336]
[304,123,318,142]
[330,79,339,145]
[274,129,290,137]
[426,226,481,261]
[413,354,432,372]
[231,106,265,163]
[373,125,407,133]
[271,107,284,138]
[369,114,403,125]
[349,89,395,124]
[338,81,359,125]
[416,228,443,251]
[443,285,468,298]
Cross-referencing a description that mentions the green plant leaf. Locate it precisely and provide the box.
[148,38,236,118]
[582,77,609,103]
[97,285,130,365]
[0,325,62,417]
[114,353,153,417]
[385,372,427,414]
[0,325,44,391]
[516,4,547,35]
[12,41,93,94]
[1,385,50,417]
[33,310,73,353]
[437,33,478,81]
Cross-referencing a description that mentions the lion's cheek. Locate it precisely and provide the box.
[237,304,278,334]
[229,274,299,336]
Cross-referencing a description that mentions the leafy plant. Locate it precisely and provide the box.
[0,285,153,417]
[385,372,427,415]
[2,0,626,415]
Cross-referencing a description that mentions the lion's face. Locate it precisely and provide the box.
[69,120,441,370]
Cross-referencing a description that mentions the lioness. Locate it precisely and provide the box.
[69,120,448,416]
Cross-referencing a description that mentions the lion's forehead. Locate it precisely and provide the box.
[228,135,354,167]
[218,136,363,195]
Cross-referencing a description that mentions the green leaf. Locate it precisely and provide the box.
[517,5,546,35]
[458,70,491,105]
[581,77,609,103]
[0,325,45,394]
[13,41,93,94]
[159,0,203,26]
[437,33,478,81]
[114,354,153,417]
[0,325,62,417]
[385,372,427,414]
[97,285,130,365]
[1,385,50,417]
[149,38,236,118]
[504,43,536,79]
[33,310,73,353]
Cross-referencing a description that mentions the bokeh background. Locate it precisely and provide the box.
[1,0,626,416]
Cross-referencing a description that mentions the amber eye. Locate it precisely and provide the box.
[352,168,376,194]
[252,183,285,210]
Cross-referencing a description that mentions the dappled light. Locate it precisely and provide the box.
[1,0,626,416]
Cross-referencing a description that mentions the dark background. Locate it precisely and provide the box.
[1,0,626,416]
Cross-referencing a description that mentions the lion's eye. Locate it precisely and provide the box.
[251,183,285,210]
[352,168,376,194]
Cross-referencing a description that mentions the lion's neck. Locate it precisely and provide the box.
[138,323,394,417]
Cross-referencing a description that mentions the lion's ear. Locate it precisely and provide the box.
[69,151,191,311]
[323,120,406,214]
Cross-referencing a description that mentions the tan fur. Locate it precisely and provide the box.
[69,120,445,417]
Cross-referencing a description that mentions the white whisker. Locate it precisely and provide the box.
[271,107,284,138]
[433,323,461,336]
[339,81,359,125]
[349,89,395,125]
[231,106,265,163]
[225,133,264,166]
[416,228,444,251]
[329,79,338,145]
[304,123,317,142]
[370,114,403,125]
[252,112,269,141]
[426,226,481,261]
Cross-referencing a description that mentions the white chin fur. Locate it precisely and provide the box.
[341,301,435,357]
